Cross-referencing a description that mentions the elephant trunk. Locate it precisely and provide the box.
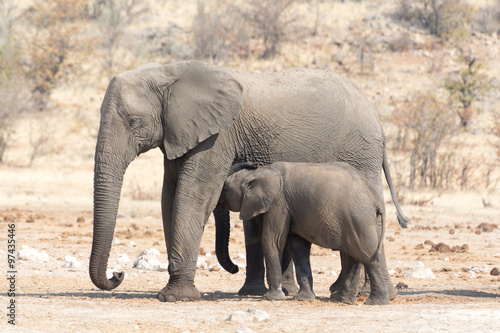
[89,156,127,290]
[214,208,239,274]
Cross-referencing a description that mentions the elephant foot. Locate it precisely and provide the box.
[357,279,371,297]
[157,283,201,302]
[364,294,390,306]
[263,289,286,301]
[387,282,397,301]
[282,280,299,296]
[330,290,356,304]
[238,281,268,296]
[293,290,316,301]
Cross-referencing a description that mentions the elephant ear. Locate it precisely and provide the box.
[240,167,283,221]
[160,61,243,160]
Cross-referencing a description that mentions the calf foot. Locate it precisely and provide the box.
[157,283,201,302]
[238,281,268,296]
[330,289,356,304]
[263,289,286,300]
[282,280,299,296]
[293,290,316,301]
[364,293,390,305]
[387,282,397,301]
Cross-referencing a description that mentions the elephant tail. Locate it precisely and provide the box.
[382,140,409,228]
[375,206,385,261]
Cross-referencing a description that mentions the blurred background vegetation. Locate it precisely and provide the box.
[0,0,499,201]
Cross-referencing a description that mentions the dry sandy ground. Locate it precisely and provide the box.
[0,149,499,333]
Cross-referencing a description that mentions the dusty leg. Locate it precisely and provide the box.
[330,253,360,304]
[281,242,299,296]
[238,217,268,296]
[288,234,315,301]
[363,260,390,305]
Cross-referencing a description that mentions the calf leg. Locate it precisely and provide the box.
[330,253,360,304]
[288,234,315,301]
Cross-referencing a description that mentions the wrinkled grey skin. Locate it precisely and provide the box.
[220,162,392,305]
[89,60,407,302]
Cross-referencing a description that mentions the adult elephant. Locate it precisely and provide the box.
[89,60,407,302]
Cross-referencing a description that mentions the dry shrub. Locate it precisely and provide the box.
[192,0,250,62]
[475,0,500,34]
[192,0,301,61]
[22,0,93,109]
[392,91,458,189]
[444,48,490,129]
[394,0,476,42]
[0,1,30,162]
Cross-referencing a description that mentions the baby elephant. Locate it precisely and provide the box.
[220,162,391,305]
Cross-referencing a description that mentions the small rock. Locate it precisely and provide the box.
[4,215,16,222]
[76,217,85,223]
[396,282,408,290]
[477,223,498,233]
[209,263,221,272]
[449,229,455,235]
[468,265,488,273]
[431,243,451,253]
[18,245,49,262]
[234,253,246,260]
[402,261,435,279]
[461,244,469,252]
[226,311,249,323]
[490,267,500,276]
[226,309,269,322]
[414,244,424,250]
[117,253,131,266]
[62,255,82,268]
[236,328,257,333]
[424,240,435,247]
[133,249,168,271]
[196,257,208,270]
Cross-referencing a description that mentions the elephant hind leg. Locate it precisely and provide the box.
[288,234,315,301]
[330,252,360,304]
[363,260,390,306]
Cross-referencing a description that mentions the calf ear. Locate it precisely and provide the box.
[240,167,283,221]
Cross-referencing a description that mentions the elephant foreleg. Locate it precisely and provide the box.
[239,217,267,296]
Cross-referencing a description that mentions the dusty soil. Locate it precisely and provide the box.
[1,150,499,333]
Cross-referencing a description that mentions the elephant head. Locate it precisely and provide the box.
[90,61,243,290]
[221,164,283,221]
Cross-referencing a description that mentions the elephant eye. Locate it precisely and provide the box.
[129,118,141,129]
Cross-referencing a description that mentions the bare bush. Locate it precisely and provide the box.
[21,0,93,110]
[444,48,490,129]
[91,0,149,74]
[475,0,500,34]
[394,0,476,42]
[0,0,28,162]
[392,91,458,189]
[192,0,250,62]
[241,0,299,59]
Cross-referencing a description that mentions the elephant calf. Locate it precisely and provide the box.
[219,162,392,305]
